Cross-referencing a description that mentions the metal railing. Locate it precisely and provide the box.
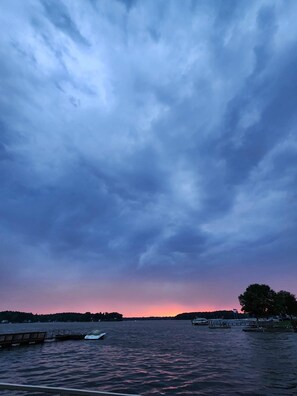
[0,382,140,396]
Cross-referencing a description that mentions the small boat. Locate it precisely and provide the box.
[192,318,208,326]
[84,330,106,340]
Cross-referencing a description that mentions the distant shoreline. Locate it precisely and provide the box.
[0,309,247,323]
[0,310,123,324]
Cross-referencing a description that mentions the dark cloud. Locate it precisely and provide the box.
[218,44,297,186]
[0,0,297,310]
[41,0,90,46]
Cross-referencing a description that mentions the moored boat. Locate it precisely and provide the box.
[192,318,208,326]
[84,330,106,340]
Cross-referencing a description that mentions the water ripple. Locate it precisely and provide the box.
[0,321,297,395]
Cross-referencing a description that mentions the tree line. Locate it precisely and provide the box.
[239,284,297,319]
[175,310,248,320]
[0,311,123,323]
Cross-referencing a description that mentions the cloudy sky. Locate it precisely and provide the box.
[1,0,297,316]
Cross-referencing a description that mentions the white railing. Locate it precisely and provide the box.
[0,382,140,396]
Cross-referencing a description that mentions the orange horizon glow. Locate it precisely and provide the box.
[11,303,241,318]
[123,304,221,317]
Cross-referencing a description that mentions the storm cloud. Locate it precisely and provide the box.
[1,0,297,315]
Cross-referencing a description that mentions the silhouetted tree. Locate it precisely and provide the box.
[238,284,276,318]
[274,290,297,318]
[175,310,248,320]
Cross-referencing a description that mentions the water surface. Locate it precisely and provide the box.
[0,321,296,395]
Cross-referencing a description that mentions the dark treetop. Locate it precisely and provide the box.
[239,284,297,318]
[0,311,123,323]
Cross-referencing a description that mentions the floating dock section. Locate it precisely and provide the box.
[0,331,46,348]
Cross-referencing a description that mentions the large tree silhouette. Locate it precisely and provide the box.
[238,284,276,318]
[275,290,297,318]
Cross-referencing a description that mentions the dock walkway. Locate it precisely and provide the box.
[0,331,46,347]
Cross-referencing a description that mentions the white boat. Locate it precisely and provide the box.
[84,330,106,340]
[192,317,208,326]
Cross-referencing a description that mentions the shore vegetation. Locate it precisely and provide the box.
[0,311,123,323]
[239,284,297,319]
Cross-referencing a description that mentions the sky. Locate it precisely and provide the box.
[1,0,297,317]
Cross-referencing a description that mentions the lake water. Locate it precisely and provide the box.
[0,320,297,395]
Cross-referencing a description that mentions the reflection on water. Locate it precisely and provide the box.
[0,321,296,395]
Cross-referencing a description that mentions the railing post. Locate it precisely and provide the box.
[0,382,140,396]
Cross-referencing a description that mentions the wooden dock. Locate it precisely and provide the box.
[55,333,86,341]
[0,331,46,348]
